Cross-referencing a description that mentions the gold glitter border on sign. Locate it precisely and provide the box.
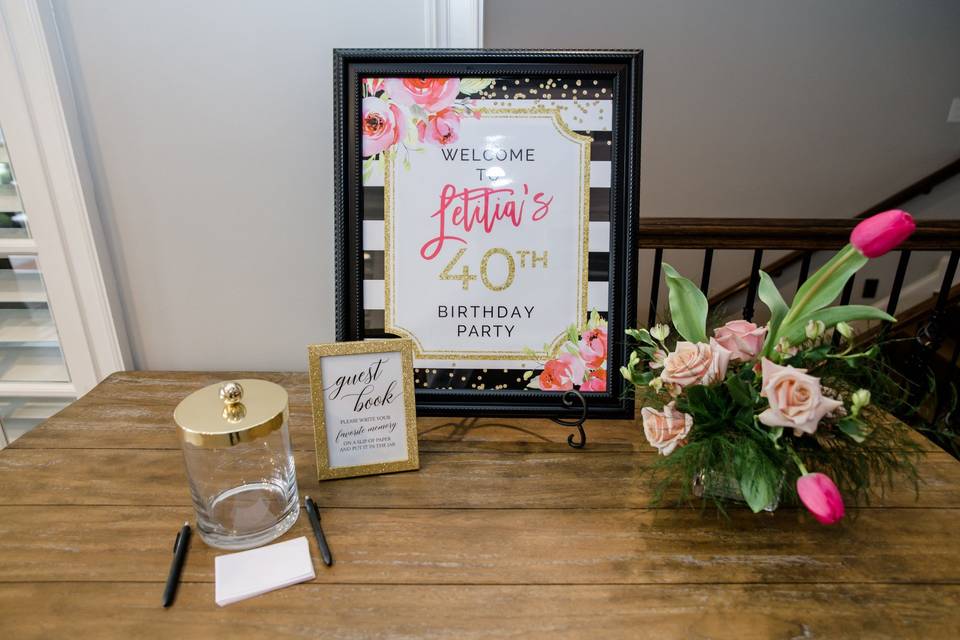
[308,338,420,481]
[381,106,592,362]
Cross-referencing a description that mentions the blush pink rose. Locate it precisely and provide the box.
[580,368,607,392]
[713,320,767,362]
[641,401,693,456]
[538,353,585,391]
[660,340,732,389]
[579,327,607,369]
[384,77,460,112]
[758,358,843,436]
[361,97,406,157]
[417,108,460,146]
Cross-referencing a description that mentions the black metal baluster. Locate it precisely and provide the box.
[648,248,663,327]
[886,250,912,316]
[919,250,959,351]
[935,250,959,313]
[700,248,714,294]
[833,275,856,346]
[742,249,763,322]
[796,252,812,294]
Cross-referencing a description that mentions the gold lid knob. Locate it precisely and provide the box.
[174,379,288,447]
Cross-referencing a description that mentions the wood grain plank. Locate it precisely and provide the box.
[2,583,959,640]
[2,448,956,509]
[12,370,942,453]
[2,506,959,585]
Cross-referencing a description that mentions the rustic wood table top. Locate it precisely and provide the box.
[2,371,960,638]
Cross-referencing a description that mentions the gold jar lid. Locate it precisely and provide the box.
[174,379,288,447]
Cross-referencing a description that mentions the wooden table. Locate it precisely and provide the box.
[2,371,960,638]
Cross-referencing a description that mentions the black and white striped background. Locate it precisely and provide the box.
[361,75,614,391]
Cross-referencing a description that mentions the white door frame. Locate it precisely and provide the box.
[424,0,484,48]
[0,0,129,397]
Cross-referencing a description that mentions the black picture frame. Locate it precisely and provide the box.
[334,49,642,419]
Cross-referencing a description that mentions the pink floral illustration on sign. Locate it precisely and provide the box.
[360,76,486,161]
[361,97,406,158]
[525,311,608,393]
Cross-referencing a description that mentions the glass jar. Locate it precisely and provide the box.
[174,379,299,550]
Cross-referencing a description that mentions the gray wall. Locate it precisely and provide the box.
[486,0,960,220]
[51,0,426,371]
[53,1,960,371]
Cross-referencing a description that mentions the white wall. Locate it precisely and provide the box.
[52,0,960,371]
[51,0,428,371]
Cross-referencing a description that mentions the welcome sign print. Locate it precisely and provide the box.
[360,74,615,395]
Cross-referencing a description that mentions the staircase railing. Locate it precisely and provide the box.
[707,156,960,309]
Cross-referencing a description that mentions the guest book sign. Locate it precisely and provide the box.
[335,50,642,418]
[308,339,419,480]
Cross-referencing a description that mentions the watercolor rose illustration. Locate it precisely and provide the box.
[360,76,490,173]
[525,311,608,393]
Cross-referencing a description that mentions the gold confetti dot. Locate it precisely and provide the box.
[601,88,607,93]
[593,80,598,85]
[524,77,529,82]
[563,84,568,89]
[606,140,612,145]
[483,369,488,372]
[514,79,520,85]
[461,376,467,381]
[575,79,582,86]
[561,93,566,98]
[503,368,509,373]
[449,372,454,377]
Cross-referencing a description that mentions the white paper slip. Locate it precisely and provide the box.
[214,536,316,606]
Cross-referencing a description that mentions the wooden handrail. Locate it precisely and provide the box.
[677,156,960,305]
[636,218,960,250]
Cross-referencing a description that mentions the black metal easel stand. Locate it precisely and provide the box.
[550,390,588,449]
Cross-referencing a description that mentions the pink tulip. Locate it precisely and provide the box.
[850,209,916,258]
[796,472,845,524]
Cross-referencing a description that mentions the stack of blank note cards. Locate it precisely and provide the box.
[214,536,316,606]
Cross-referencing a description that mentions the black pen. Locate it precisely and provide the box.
[304,496,333,566]
[162,522,191,607]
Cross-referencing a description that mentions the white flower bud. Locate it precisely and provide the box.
[648,377,664,392]
[836,322,854,340]
[805,319,825,340]
[852,388,871,408]
[650,323,671,342]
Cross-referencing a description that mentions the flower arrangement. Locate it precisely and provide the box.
[524,311,608,392]
[621,210,923,523]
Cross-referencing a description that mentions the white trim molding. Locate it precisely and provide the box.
[0,0,130,394]
[424,0,484,48]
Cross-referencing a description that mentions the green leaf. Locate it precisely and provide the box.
[726,376,754,407]
[626,328,657,346]
[459,78,495,94]
[737,470,776,513]
[781,305,896,346]
[758,271,788,355]
[661,263,708,343]
[782,245,867,330]
[522,370,534,381]
[839,417,866,443]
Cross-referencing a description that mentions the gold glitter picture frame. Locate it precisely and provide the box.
[308,339,419,481]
